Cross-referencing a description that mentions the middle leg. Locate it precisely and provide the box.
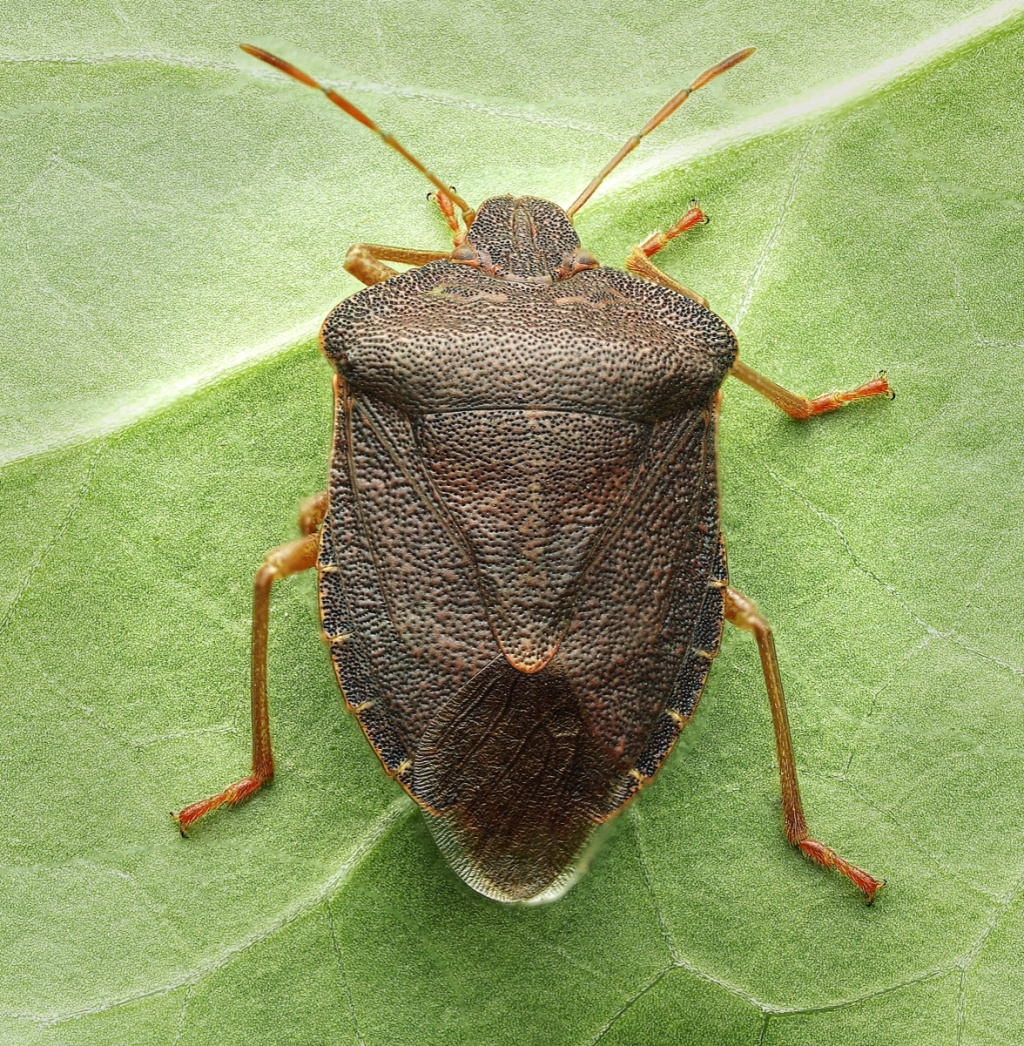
[298,491,328,535]
[729,359,891,419]
[622,200,891,417]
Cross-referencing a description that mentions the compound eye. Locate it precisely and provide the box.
[450,245,480,264]
[573,249,599,271]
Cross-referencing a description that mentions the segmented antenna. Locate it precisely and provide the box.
[565,48,755,219]
[240,45,476,225]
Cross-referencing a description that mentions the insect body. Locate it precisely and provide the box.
[175,46,889,903]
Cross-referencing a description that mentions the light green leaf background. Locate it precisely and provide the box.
[2,1,1022,1043]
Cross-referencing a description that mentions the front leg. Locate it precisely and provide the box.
[345,189,457,287]
[625,201,709,306]
[344,244,450,287]
[624,201,892,417]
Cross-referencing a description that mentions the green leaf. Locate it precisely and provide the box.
[2,2,1023,1043]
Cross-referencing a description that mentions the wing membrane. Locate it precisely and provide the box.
[414,657,619,901]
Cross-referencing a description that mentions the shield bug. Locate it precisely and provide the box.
[175,45,890,904]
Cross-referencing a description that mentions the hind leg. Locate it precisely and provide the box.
[724,587,884,901]
[174,495,327,831]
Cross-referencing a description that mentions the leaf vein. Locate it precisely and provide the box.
[600,0,1024,200]
[0,439,105,636]
[732,128,817,333]
[5,797,412,1028]
[629,805,679,963]
[761,462,1024,678]
[5,0,1024,468]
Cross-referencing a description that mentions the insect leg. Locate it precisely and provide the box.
[344,244,449,287]
[174,530,320,831]
[729,359,891,419]
[428,187,462,235]
[723,586,884,902]
[625,245,708,307]
[637,201,709,259]
[298,491,328,535]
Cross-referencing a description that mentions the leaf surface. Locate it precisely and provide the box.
[2,2,1023,1043]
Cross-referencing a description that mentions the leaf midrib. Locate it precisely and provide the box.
[4,0,1020,471]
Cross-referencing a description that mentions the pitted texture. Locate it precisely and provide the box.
[416,409,645,671]
[320,261,736,420]
[318,244,736,899]
[462,195,581,280]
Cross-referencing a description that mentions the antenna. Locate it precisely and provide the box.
[240,45,476,225]
[565,47,755,220]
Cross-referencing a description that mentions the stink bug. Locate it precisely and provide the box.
[175,45,890,903]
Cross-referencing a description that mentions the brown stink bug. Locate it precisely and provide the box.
[175,45,890,903]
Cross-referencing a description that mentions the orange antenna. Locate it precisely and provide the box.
[240,45,476,225]
[564,47,755,220]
